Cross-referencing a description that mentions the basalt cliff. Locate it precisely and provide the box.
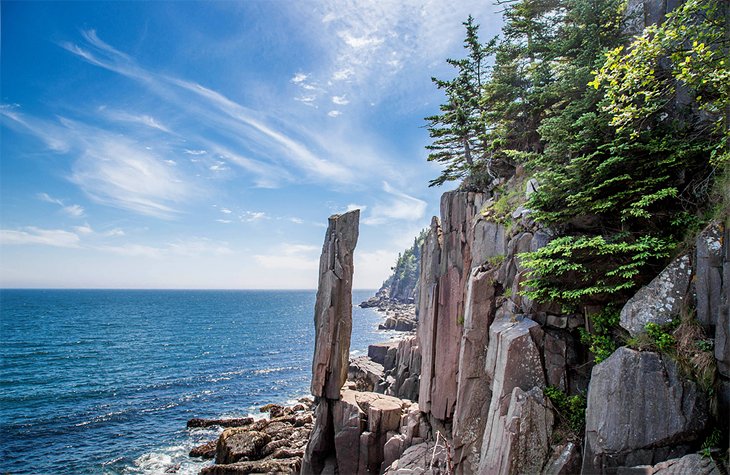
[301,171,729,474]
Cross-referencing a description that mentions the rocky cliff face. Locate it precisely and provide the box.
[394,179,726,474]
[303,184,728,475]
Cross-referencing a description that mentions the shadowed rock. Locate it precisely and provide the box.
[582,347,709,473]
[311,210,360,400]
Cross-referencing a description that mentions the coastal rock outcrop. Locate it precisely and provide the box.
[582,347,709,473]
[310,210,360,400]
[303,209,360,474]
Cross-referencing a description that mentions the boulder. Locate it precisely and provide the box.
[382,441,449,475]
[619,254,692,336]
[215,429,271,464]
[189,439,217,459]
[348,356,384,392]
[616,453,722,475]
[200,457,302,474]
[311,210,360,400]
[582,347,709,473]
[187,417,253,428]
[368,341,400,365]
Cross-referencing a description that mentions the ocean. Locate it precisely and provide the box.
[0,289,397,474]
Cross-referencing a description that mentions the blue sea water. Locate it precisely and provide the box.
[0,289,397,474]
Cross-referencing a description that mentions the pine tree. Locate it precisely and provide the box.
[425,16,496,187]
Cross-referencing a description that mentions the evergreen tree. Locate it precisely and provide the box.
[425,16,496,187]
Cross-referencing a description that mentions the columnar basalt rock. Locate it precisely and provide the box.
[303,210,360,474]
[452,266,498,473]
[478,315,547,474]
[310,210,360,400]
[418,191,486,423]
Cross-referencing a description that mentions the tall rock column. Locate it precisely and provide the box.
[303,210,360,474]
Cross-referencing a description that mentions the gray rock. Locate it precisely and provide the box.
[619,254,692,336]
[695,222,724,330]
[617,453,722,474]
[215,429,271,464]
[348,356,384,392]
[582,347,709,473]
[479,386,554,474]
[542,442,581,475]
[311,210,360,400]
[368,341,400,365]
[479,316,546,474]
[382,441,449,475]
[417,217,441,416]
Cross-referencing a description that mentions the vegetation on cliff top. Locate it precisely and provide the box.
[426,0,729,307]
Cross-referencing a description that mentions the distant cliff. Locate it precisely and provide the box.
[365,231,427,306]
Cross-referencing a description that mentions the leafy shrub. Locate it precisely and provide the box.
[544,386,587,436]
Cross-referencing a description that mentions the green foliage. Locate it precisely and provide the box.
[381,229,428,299]
[544,386,587,436]
[577,306,620,363]
[701,427,724,457]
[645,322,678,352]
[591,0,730,167]
[503,287,513,299]
[520,234,674,304]
[425,16,497,187]
[486,254,506,267]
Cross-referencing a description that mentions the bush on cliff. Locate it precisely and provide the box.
[426,0,729,308]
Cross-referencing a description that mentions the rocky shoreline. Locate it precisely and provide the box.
[360,294,418,333]
[186,399,314,473]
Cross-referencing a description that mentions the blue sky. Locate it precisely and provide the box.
[0,1,502,289]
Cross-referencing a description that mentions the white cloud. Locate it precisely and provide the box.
[327,110,342,118]
[101,109,171,133]
[167,238,233,257]
[289,217,304,224]
[69,130,191,218]
[240,211,267,222]
[332,95,349,105]
[220,208,232,214]
[362,181,427,225]
[346,203,367,212]
[61,30,355,185]
[291,73,308,83]
[184,149,207,155]
[332,68,354,81]
[37,193,85,218]
[354,248,399,289]
[62,204,86,218]
[74,224,94,235]
[337,31,385,49]
[0,227,81,248]
[216,219,232,224]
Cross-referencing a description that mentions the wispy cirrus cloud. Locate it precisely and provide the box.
[0,227,81,248]
[37,192,86,218]
[60,29,354,185]
[362,181,427,225]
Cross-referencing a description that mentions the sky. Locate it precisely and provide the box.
[0,1,503,289]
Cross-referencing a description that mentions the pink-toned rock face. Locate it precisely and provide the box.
[310,210,360,400]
